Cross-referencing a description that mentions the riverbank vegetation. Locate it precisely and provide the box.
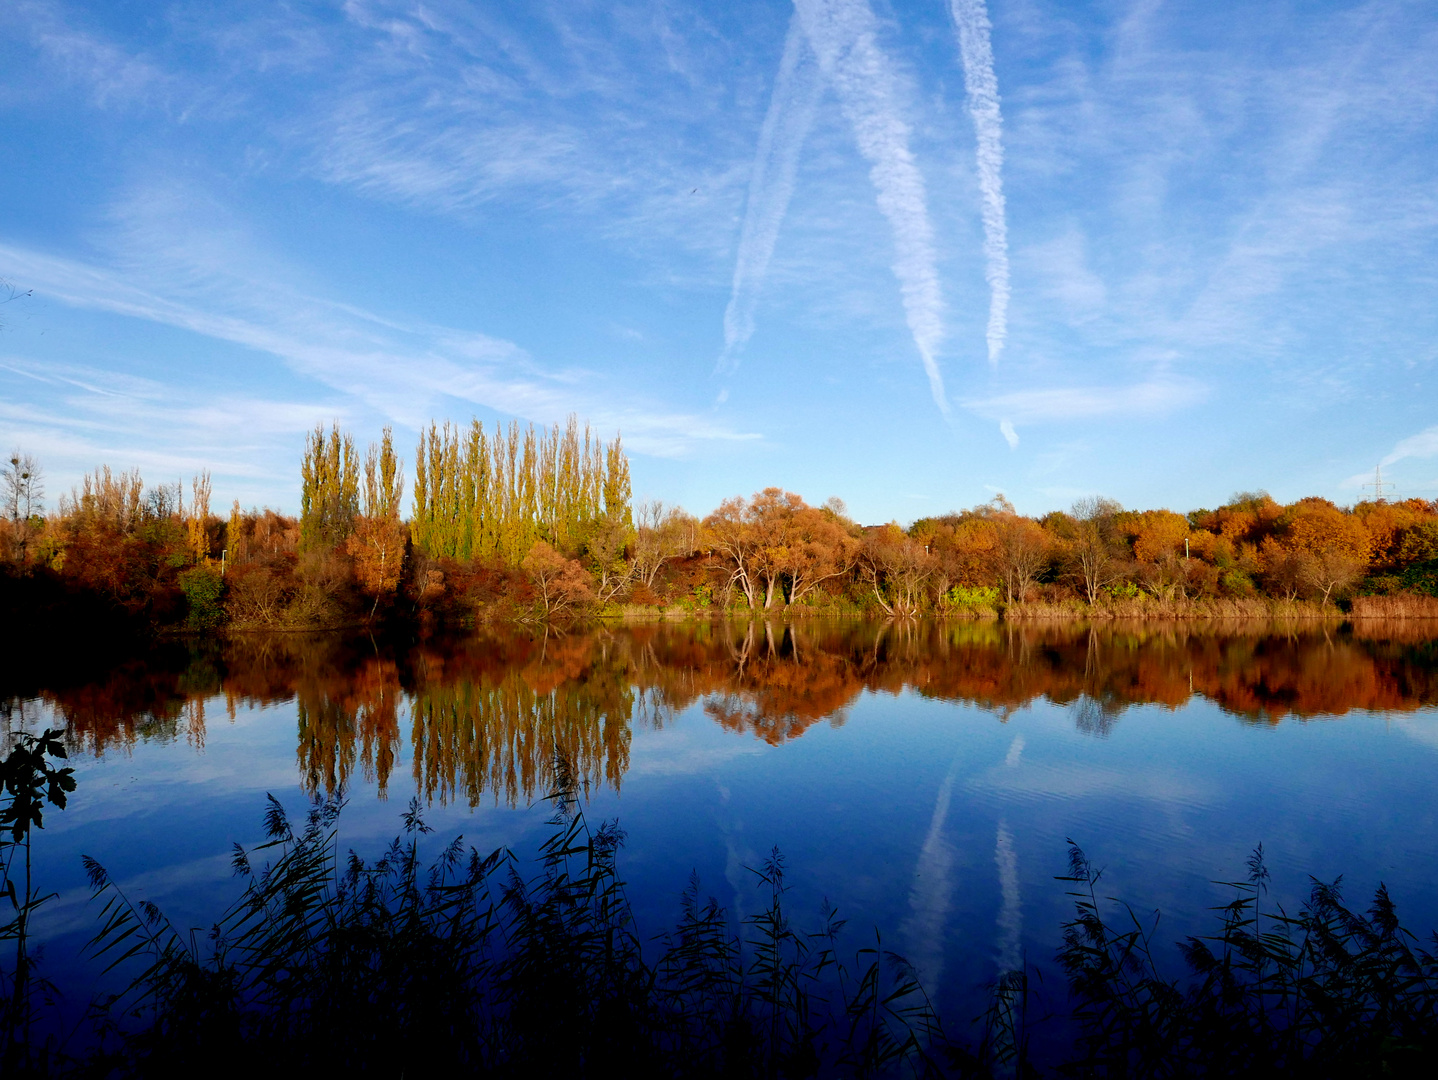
[5,423,1438,634]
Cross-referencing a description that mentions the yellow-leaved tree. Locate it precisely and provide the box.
[346,428,405,615]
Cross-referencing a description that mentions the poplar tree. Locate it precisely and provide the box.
[349,427,406,611]
[186,471,212,564]
[300,423,359,551]
[605,436,632,527]
[405,414,632,569]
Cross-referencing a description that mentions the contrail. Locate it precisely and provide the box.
[994,820,1022,972]
[902,753,961,985]
[949,0,1009,366]
[995,733,1024,973]
[719,13,825,375]
[794,0,948,412]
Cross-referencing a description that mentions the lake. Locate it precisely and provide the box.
[6,617,1438,1056]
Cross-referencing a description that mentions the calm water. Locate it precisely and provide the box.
[6,618,1438,1042]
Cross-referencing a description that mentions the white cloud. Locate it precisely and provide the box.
[1339,425,1438,493]
[1024,227,1106,321]
[0,228,760,461]
[1382,425,1438,467]
[949,0,1010,366]
[999,418,1019,448]
[719,11,825,373]
[794,0,948,412]
[0,356,337,506]
[966,375,1206,424]
[15,0,176,108]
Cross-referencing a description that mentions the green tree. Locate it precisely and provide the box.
[300,424,359,551]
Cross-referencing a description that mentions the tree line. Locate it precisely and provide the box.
[4,425,1438,632]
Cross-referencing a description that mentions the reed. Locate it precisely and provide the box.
[80,776,976,1077]
[1058,842,1438,1076]
[1004,597,1345,621]
[9,730,1438,1076]
[1349,594,1438,619]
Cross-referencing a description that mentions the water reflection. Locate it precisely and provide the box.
[6,620,1437,807]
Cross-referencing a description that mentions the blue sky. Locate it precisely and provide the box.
[2,0,1436,523]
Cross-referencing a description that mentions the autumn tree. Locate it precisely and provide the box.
[63,466,143,535]
[749,487,807,609]
[992,509,1050,604]
[345,428,406,614]
[581,512,634,604]
[1301,548,1367,606]
[859,524,931,617]
[1127,508,1191,600]
[703,496,764,608]
[782,503,858,605]
[522,540,594,618]
[185,471,212,564]
[633,500,697,590]
[1287,500,1371,604]
[1261,499,1372,604]
[2,450,44,562]
[1354,498,1433,569]
[225,500,245,565]
[1397,520,1438,566]
[410,415,629,568]
[701,489,855,610]
[300,424,359,551]
[1068,496,1123,604]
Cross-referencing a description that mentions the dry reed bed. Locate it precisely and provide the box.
[1350,594,1438,618]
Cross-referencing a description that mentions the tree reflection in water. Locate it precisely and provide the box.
[6,619,1437,804]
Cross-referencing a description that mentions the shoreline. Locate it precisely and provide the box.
[591,594,1438,623]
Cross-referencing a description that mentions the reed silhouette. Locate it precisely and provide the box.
[4,729,1438,1076]
[80,774,971,1077]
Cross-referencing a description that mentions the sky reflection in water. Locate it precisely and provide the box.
[7,619,1438,1029]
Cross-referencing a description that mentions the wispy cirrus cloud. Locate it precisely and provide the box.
[1381,425,1438,468]
[0,202,759,461]
[0,355,330,505]
[793,0,948,412]
[966,374,1206,426]
[13,0,176,108]
[949,0,1010,366]
[1339,424,1438,493]
[292,1,765,263]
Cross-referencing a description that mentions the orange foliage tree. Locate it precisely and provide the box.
[859,524,930,616]
[992,511,1050,604]
[521,540,594,618]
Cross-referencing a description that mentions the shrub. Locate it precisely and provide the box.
[1400,558,1438,597]
[942,585,1000,614]
[178,567,225,631]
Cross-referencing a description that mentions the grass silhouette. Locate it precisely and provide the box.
[6,730,1438,1077]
